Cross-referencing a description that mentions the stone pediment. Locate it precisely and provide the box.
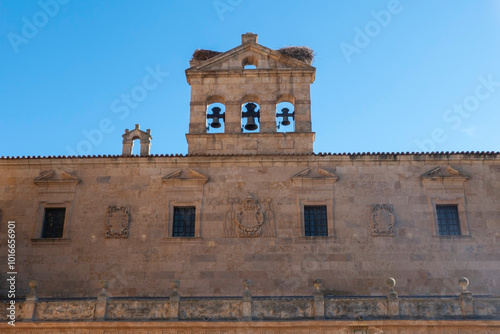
[187,34,315,75]
[421,166,469,187]
[33,170,81,186]
[188,43,314,71]
[290,168,338,187]
[162,169,208,187]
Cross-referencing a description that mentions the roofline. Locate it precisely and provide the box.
[0,151,498,160]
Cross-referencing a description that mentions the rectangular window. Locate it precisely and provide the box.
[42,208,66,238]
[304,205,328,236]
[436,205,461,236]
[172,206,196,237]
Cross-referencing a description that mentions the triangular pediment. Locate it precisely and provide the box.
[162,169,208,187]
[421,166,468,186]
[33,170,81,186]
[187,43,315,72]
[291,168,338,187]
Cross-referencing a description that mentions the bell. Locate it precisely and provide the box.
[277,107,293,126]
[245,117,258,131]
[210,117,221,128]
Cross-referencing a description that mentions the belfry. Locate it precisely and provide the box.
[185,32,316,155]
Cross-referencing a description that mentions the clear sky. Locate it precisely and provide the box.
[1,0,500,157]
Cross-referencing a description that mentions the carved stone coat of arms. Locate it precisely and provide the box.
[371,204,395,237]
[224,195,276,238]
[106,206,130,238]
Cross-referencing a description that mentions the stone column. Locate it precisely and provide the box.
[188,101,207,134]
[241,279,252,321]
[294,101,312,132]
[259,101,276,133]
[224,101,241,133]
[23,280,38,322]
[459,277,474,318]
[312,279,325,319]
[169,280,180,320]
[386,278,400,318]
[95,280,108,321]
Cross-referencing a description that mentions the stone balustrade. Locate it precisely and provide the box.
[1,277,499,323]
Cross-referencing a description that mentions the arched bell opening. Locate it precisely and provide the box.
[241,102,261,133]
[276,102,295,133]
[242,56,258,69]
[131,137,141,155]
[206,103,226,133]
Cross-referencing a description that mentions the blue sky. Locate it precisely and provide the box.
[1,0,500,157]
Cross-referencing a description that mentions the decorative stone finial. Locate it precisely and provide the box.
[387,277,398,299]
[313,279,323,293]
[26,280,38,301]
[242,279,252,299]
[99,280,109,298]
[459,277,469,293]
[135,124,140,129]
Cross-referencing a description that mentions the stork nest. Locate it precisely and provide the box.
[191,46,314,64]
[192,49,222,61]
[277,46,314,64]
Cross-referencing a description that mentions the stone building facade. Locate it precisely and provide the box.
[0,33,499,333]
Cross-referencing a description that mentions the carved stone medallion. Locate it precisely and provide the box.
[106,206,130,238]
[371,204,395,237]
[224,195,276,238]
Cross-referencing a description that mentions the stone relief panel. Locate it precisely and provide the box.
[325,298,387,319]
[35,301,95,320]
[252,298,313,320]
[107,300,169,320]
[224,195,276,238]
[399,298,461,319]
[179,299,240,320]
[371,204,395,237]
[106,206,130,238]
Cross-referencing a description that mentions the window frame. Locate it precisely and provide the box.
[303,205,328,237]
[172,206,196,237]
[430,197,469,237]
[41,207,67,238]
[33,201,72,241]
[298,199,334,238]
[166,200,202,239]
[436,204,461,236]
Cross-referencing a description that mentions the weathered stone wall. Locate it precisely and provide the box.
[0,153,499,299]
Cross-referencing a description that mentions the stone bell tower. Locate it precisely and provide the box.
[185,33,316,155]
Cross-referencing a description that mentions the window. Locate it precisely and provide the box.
[42,208,66,238]
[436,205,461,236]
[304,205,328,237]
[172,206,196,237]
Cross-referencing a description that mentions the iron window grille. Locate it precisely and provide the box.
[42,208,66,238]
[436,205,461,236]
[304,205,328,236]
[172,206,196,237]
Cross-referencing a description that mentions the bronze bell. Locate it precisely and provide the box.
[207,106,225,129]
[277,107,294,126]
[245,117,258,131]
[210,117,221,128]
[242,102,260,131]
